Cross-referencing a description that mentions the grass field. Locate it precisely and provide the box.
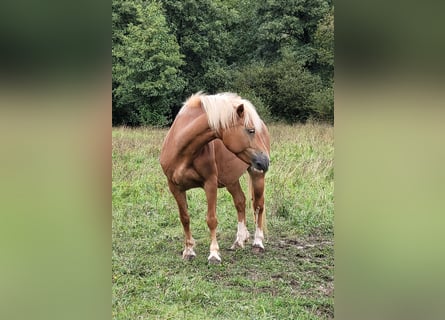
[112,123,334,319]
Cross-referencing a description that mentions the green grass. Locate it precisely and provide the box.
[112,123,334,319]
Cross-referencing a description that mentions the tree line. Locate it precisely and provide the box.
[112,0,333,126]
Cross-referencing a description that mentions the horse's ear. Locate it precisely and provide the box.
[236,104,244,118]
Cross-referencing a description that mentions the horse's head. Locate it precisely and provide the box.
[219,104,270,173]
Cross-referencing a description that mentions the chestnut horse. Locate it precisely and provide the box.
[160,92,270,263]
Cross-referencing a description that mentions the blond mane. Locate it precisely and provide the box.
[182,92,263,132]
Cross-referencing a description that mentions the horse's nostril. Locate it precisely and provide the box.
[253,155,269,172]
[262,160,269,172]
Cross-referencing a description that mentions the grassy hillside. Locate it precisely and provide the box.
[112,123,334,319]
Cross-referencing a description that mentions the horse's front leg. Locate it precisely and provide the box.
[227,181,250,249]
[204,178,221,263]
[250,172,266,252]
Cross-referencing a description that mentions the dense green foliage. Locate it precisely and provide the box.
[112,0,334,125]
[112,0,185,125]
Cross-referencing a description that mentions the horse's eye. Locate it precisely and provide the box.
[247,128,255,134]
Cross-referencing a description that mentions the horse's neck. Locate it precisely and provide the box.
[173,112,217,160]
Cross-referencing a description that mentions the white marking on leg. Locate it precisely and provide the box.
[254,207,260,224]
[182,238,196,260]
[231,221,250,249]
[182,247,196,259]
[208,239,221,263]
[253,227,264,250]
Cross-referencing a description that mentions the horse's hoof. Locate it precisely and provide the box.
[230,241,245,250]
[208,256,221,264]
[183,255,196,261]
[182,249,196,260]
[252,245,265,254]
[207,252,221,264]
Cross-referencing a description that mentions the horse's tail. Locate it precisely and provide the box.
[247,174,267,234]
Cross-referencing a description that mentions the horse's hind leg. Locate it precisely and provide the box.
[227,181,250,249]
[249,172,266,252]
[168,182,196,260]
[204,178,221,263]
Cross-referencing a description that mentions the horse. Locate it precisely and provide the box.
[160,92,270,263]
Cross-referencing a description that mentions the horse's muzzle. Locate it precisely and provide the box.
[251,152,269,173]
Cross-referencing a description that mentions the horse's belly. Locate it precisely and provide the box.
[213,140,249,187]
[216,157,248,187]
[172,165,204,189]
